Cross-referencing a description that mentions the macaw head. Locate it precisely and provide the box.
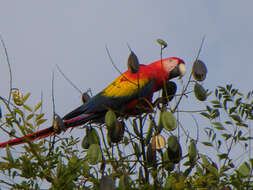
[163,57,186,80]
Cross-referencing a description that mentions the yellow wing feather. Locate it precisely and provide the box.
[102,74,150,97]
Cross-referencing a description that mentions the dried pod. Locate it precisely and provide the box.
[162,81,177,103]
[192,59,207,82]
[82,92,90,104]
[108,120,125,143]
[151,135,166,150]
[127,51,139,73]
[194,83,207,101]
[12,89,24,106]
[53,114,65,133]
[167,136,182,164]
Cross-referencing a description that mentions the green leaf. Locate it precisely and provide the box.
[161,111,177,131]
[34,102,42,112]
[26,113,34,121]
[23,92,31,103]
[36,119,47,126]
[23,104,33,112]
[202,142,213,147]
[212,122,225,130]
[13,108,24,117]
[238,162,250,177]
[188,140,197,162]
[87,144,102,165]
[35,113,44,121]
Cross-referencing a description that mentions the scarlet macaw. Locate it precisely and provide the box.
[0,57,186,147]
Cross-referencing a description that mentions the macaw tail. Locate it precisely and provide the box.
[0,112,100,148]
[0,127,55,148]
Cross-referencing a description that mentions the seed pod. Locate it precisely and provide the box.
[53,114,65,133]
[82,92,90,104]
[151,135,166,150]
[162,150,175,172]
[162,81,177,103]
[127,51,139,73]
[105,110,117,129]
[81,128,100,149]
[108,120,125,143]
[167,136,182,164]
[157,39,168,48]
[194,83,207,101]
[192,59,207,82]
[12,89,24,106]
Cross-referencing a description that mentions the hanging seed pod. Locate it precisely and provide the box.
[127,51,139,73]
[146,143,156,167]
[108,120,125,143]
[12,89,24,106]
[162,81,177,103]
[151,135,166,150]
[192,59,207,82]
[161,111,177,131]
[194,83,207,101]
[53,114,65,133]
[105,110,117,129]
[82,92,90,104]
[167,136,182,164]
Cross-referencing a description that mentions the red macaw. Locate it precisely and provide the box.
[0,57,185,148]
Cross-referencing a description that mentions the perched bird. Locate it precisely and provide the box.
[0,57,186,148]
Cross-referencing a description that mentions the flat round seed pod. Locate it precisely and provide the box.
[151,135,166,150]
[194,83,207,101]
[127,51,139,73]
[192,59,207,82]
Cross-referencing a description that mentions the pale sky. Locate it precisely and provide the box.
[0,0,252,176]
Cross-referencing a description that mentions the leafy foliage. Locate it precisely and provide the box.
[0,41,252,189]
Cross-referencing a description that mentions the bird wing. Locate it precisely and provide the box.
[63,73,155,120]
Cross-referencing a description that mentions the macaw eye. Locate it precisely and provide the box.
[169,59,173,62]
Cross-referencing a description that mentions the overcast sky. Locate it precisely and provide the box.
[0,0,252,171]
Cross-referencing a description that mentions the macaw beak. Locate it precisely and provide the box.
[178,63,186,79]
[169,63,186,79]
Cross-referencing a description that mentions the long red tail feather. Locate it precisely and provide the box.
[0,127,55,148]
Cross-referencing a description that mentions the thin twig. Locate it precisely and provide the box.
[105,46,137,86]
[172,36,206,113]
[0,36,12,106]
[56,64,83,95]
